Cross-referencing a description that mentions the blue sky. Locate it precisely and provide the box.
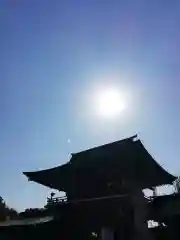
[0,0,180,211]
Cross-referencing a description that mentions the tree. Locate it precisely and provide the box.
[8,208,18,219]
[19,208,46,219]
[0,196,7,221]
[0,196,18,221]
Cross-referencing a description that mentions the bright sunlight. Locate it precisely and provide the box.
[95,88,127,119]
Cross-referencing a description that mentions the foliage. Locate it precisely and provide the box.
[19,208,46,219]
[0,193,56,221]
[0,196,18,221]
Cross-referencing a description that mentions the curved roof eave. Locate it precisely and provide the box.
[23,136,177,191]
[23,163,71,192]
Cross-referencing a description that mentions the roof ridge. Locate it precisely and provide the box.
[72,134,138,156]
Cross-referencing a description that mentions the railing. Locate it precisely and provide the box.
[47,196,67,205]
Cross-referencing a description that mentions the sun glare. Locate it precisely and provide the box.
[95,88,126,118]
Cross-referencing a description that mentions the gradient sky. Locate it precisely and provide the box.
[0,0,180,211]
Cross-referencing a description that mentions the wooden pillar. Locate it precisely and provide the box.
[101,227,114,240]
[132,189,153,240]
[152,187,157,197]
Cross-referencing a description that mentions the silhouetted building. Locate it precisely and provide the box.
[22,135,176,240]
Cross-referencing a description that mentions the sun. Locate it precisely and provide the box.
[95,88,126,118]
